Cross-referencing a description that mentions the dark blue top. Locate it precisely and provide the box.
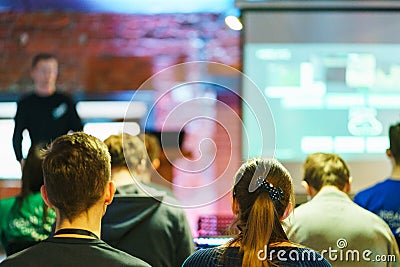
[354,178,400,243]
[183,246,332,267]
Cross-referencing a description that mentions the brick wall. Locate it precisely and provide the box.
[0,12,240,93]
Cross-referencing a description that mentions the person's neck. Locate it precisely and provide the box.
[54,208,102,239]
[312,185,345,198]
[390,165,400,180]
[35,86,55,97]
[111,167,141,187]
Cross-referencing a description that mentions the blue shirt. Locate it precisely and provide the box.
[354,178,400,241]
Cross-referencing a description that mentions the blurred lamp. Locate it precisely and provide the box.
[225,15,242,31]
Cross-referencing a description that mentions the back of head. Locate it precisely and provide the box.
[139,133,160,162]
[20,143,46,199]
[42,132,111,222]
[32,53,56,69]
[104,133,146,172]
[303,152,350,191]
[232,158,294,267]
[389,122,400,164]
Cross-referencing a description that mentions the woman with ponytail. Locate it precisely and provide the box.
[183,158,331,266]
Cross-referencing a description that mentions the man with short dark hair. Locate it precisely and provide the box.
[286,153,399,267]
[0,132,150,267]
[354,122,400,247]
[12,53,83,165]
[102,133,194,267]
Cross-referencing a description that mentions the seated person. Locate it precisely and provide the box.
[0,132,150,266]
[183,158,331,267]
[0,144,56,256]
[143,130,190,190]
[139,133,175,197]
[286,153,399,266]
[102,133,194,267]
[354,122,400,247]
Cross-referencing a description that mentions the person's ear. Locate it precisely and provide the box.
[302,181,318,198]
[40,185,54,209]
[386,148,392,158]
[231,196,239,215]
[151,158,160,170]
[104,181,115,206]
[302,181,312,196]
[343,178,352,194]
[281,202,293,220]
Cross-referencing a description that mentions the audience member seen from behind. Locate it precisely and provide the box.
[139,133,175,197]
[0,144,55,256]
[354,122,400,247]
[183,158,331,267]
[102,133,194,267]
[286,153,399,267]
[0,132,150,267]
[139,133,161,179]
[12,53,83,167]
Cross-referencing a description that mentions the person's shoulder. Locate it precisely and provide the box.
[274,247,331,266]
[25,192,43,200]
[145,182,176,198]
[54,91,70,97]
[291,201,315,218]
[351,202,393,227]
[98,240,151,266]
[0,239,151,267]
[53,91,74,101]
[45,91,75,103]
[294,247,332,266]
[284,203,313,231]
[0,197,17,217]
[21,193,46,207]
[156,194,190,221]
[354,179,390,201]
[114,252,150,267]
[187,247,218,257]
[137,183,181,208]
[0,241,42,266]
[0,196,17,205]
[17,92,35,104]
[294,200,312,210]
[182,247,223,266]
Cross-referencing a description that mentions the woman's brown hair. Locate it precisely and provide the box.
[228,158,294,267]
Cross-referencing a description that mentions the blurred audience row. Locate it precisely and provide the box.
[0,126,399,266]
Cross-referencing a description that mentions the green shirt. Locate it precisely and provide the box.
[0,193,56,252]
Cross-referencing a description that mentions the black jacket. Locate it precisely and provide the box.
[102,183,194,267]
